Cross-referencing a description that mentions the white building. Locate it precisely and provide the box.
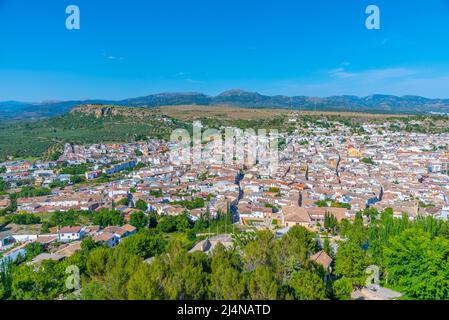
[57,226,85,242]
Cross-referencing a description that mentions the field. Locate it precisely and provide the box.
[158,105,410,121]
[158,105,292,120]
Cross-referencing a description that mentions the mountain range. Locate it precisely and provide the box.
[2,89,449,120]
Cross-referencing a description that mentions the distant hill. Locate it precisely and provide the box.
[117,92,211,107]
[2,90,449,120]
[0,99,115,121]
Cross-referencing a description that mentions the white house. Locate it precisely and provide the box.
[93,232,119,248]
[102,224,137,241]
[57,226,85,242]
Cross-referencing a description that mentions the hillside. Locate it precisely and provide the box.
[0,105,188,161]
[2,90,449,121]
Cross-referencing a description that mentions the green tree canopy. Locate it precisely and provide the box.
[384,228,449,300]
[289,269,327,300]
[119,230,166,259]
[129,211,149,230]
[135,199,148,212]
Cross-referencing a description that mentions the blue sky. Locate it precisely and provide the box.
[1,0,449,101]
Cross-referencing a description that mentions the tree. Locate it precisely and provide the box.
[148,213,158,229]
[337,219,352,238]
[209,244,245,299]
[383,229,449,299]
[49,179,67,189]
[175,214,192,231]
[85,247,111,279]
[273,226,316,281]
[332,277,353,300]
[81,237,103,253]
[246,266,278,300]
[93,209,124,227]
[324,213,338,233]
[70,175,86,184]
[49,210,81,227]
[157,216,177,233]
[0,260,13,300]
[242,230,276,271]
[60,164,88,175]
[119,230,166,259]
[150,189,163,198]
[156,242,209,300]
[0,177,8,192]
[41,222,51,233]
[289,269,327,300]
[361,157,376,165]
[344,212,368,246]
[82,247,142,300]
[25,242,44,261]
[9,214,41,225]
[363,207,379,224]
[231,231,257,248]
[129,211,149,230]
[117,198,129,206]
[171,198,205,210]
[135,199,148,212]
[11,186,50,199]
[334,241,370,287]
[11,261,65,300]
[127,263,165,300]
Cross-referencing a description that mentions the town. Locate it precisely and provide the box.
[1,112,449,300]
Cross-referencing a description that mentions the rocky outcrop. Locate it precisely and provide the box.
[70,104,158,119]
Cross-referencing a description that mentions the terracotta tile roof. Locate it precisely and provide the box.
[306,207,347,221]
[35,235,57,244]
[58,226,82,234]
[283,206,310,223]
[122,224,136,233]
[310,250,333,270]
[94,232,116,242]
[104,226,127,236]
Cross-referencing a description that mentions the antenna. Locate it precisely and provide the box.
[225,208,227,236]
[208,206,211,240]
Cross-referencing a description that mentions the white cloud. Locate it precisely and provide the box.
[328,66,417,80]
[102,53,124,61]
[328,67,356,78]
[185,78,206,84]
